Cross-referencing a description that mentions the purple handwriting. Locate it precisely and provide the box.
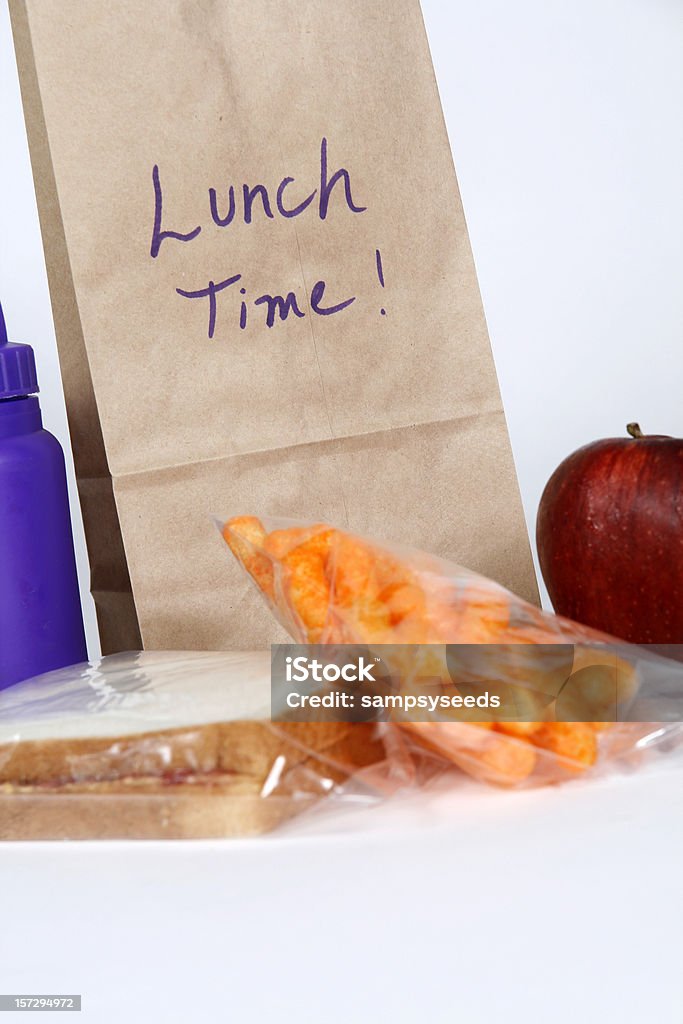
[149,137,386,338]
[176,277,356,339]
[151,137,366,257]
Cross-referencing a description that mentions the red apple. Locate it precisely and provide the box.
[537,424,683,645]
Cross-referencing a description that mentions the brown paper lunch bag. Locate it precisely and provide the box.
[10,0,538,652]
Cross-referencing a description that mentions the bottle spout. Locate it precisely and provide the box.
[0,302,39,398]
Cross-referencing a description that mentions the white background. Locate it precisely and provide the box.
[1,1,682,1021]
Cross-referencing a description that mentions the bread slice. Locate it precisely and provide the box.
[0,651,384,839]
[0,778,296,840]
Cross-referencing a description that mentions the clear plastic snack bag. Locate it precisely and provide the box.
[221,515,683,790]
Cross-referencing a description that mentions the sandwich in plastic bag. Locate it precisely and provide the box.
[0,651,388,839]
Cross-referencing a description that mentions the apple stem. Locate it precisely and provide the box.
[627,422,644,439]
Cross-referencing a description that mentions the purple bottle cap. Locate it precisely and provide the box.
[0,302,39,399]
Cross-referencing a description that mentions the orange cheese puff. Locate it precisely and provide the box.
[374,577,431,643]
[279,530,336,642]
[411,577,456,642]
[554,659,637,725]
[402,721,537,786]
[449,584,513,644]
[223,516,274,600]
[380,580,427,628]
[265,524,329,560]
[472,732,538,786]
[569,646,639,714]
[392,650,469,713]
[529,721,597,770]
[494,722,542,738]
[326,534,403,642]
[455,580,571,646]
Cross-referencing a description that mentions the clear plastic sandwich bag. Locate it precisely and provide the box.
[0,651,402,840]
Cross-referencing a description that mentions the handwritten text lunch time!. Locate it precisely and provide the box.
[150,138,386,339]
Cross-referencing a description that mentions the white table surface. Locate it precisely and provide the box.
[1,753,682,1023]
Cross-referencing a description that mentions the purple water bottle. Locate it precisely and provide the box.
[0,303,87,689]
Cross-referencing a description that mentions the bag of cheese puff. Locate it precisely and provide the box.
[221,515,683,789]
